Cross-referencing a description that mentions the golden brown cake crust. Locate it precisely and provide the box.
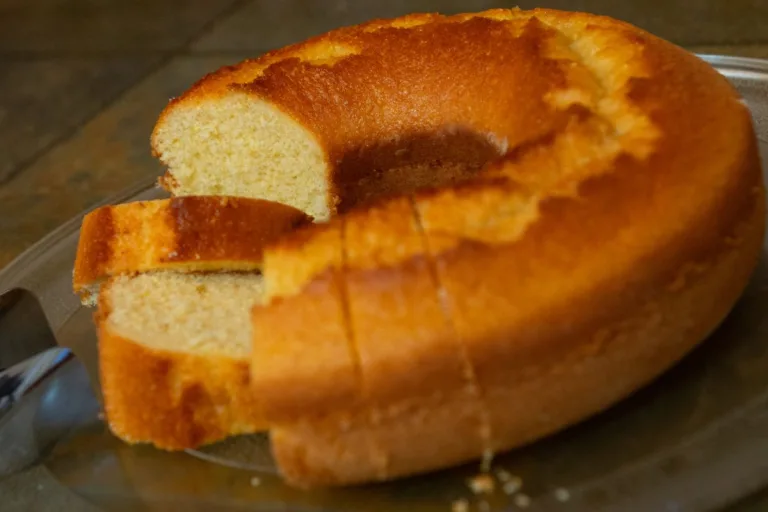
[73,196,311,295]
[152,8,763,487]
[249,219,365,421]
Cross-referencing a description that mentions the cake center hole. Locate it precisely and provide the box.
[335,128,505,212]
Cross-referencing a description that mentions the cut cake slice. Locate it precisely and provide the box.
[74,195,311,303]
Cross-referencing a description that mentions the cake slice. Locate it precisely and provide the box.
[80,195,310,449]
[97,271,266,449]
[74,196,311,302]
[341,196,488,481]
[250,219,359,420]
[250,219,387,485]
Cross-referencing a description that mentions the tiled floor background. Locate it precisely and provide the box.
[1,0,768,510]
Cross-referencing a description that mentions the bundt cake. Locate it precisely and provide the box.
[83,8,764,488]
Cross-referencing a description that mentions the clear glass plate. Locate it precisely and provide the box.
[1,55,768,511]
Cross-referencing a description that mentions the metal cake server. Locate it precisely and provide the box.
[0,288,80,475]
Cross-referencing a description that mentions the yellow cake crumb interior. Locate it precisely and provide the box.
[154,94,331,221]
[107,272,264,358]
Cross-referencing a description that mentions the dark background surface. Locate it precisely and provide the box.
[1,1,768,510]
